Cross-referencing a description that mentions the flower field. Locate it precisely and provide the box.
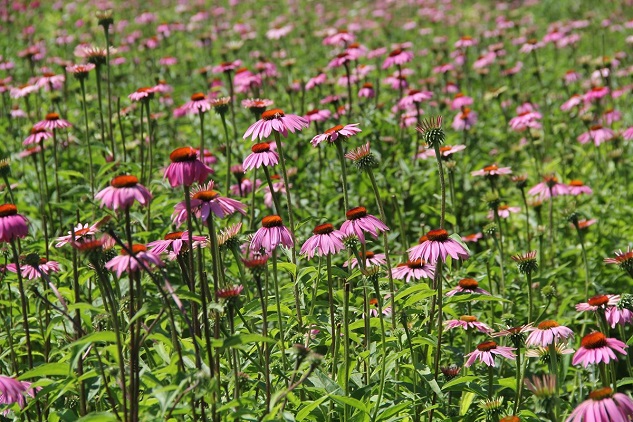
[0,0,632,421]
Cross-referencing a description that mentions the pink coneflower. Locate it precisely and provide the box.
[311,123,361,147]
[10,84,38,99]
[36,72,65,91]
[300,223,346,259]
[464,341,516,367]
[19,145,42,159]
[164,147,212,188]
[576,294,620,312]
[446,278,491,296]
[509,111,542,131]
[0,375,38,412]
[382,48,414,69]
[328,52,352,69]
[345,250,387,269]
[398,89,433,109]
[181,93,211,114]
[575,219,597,230]
[622,127,633,141]
[452,108,477,131]
[323,30,355,46]
[33,112,72,130]
[304,109,332,123]
[242,98,274,116]
[172,181,246,226]
[243,142,279,170]
[471,164,512,177]
[55,222,100,247]
[243,108,309,141]
[23,127,52,146]
[95,175,151,211]
[212,60,242,74]
[488,204,521,220]
[445,315,492,333]
[583,86,609,102]
[10,106,27,119]
[251,215,293,252]
[340,206,389,244]
[384,74,408,90]
[561,94,583,112]
[147,231,207,257]
[391,259,435,282]
[266,24,293,40]
[153,80,173,94]
[217,285,244,300]
[305,73,327,90]
[127,86,155,103]
[416,144,466,160]
[577,125,614,146]
[231,178,261,197]
[567,180,592,196]
[0,204,29,242]
[462,233,483,243]
[572,332,628,367]
[566,387,633,422]
[358,83,375,99]
[602,108,622,125]
[528,175,569,200]
[408,229,469,263]
[525,320,574,347]
[455,35,478,49]
[105,244,164,278]
[7,256,61,280]
[66,63,96,79]
[450,93,473,110]
[524,374,557,399]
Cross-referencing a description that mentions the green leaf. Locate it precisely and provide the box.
[329,394,368,414]
[76,412,118,422]
[19,363,70,379]
[459,391,476,416]
[442,375,478,391]
[296,396,328,421]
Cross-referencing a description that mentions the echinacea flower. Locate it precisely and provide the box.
[217,284,244,300]
[105,244,164,278]
[445,316,492,333]
[181,93,212,114]
[452,108,477,131]
[23,127,52,146]
[524,374,557,399]
[576,294,620,312]
[147,231,207,257]
[172,181,246,226]
[300,223,346,259]
[525,342,575,360]
[164,147,213,187]
[471,164,512,177]
[391,259,435,282]
[128,86,155,102]
[416,144,466,160]
[567,180,592,196]
[243,108,309,141]
[304,108,331,123]
[446,278,491,296]
[6,254,61,280]
[462,233,483,243]
[311,123,361,147]
[382,48,414,69]
[577,125,614,146]
[340,206,389,244]
[604,247,633,278]
[408,229,469,264]
[250,215,294,252]
[33,112,72,131]
[566,387,633,422]
[243,142,279,170]
[0,204,28,243]
[572,332,628,367]
[465,340,516,367]
[528,175,569,201]
[487,204,521,220]
[66,63,96,80]
[0,375,38,413]
[525,320,574,347]
[95,175,151,211]
[55,222,100,247]
[345,250,387,269]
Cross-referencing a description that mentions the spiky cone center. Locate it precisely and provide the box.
[441,366,461,379]
[75,239,104,252]
[363,251,375,260]
[30,127,47,135]
[406,259,426,269]
[262,108,285,120]
[111,175,139,188]
[45,112,60,121]
[217,286,242,299]
[477,341,498,351]
[170,147,198,162]
[346,206,368,220]
[569,179,584,187]
[325,125,344,135]
[262,215,283,228]
[389,48,403,57]
[537,320,560,330]
[483,164,498,173]
[164,231,185,241]
[590,124,603,131]
[136,87,154,97]
[458,278,479,290]
[190,93,206,101]
[121,244,147,255]
[313,223,334,235]
[369,298,378,306]
[362,82,373,89]
[75,227,92,236]
[0,204,18,217]
[544,176,558,188]
[426,229,449,242]
[251,142,271,153]
[589,387,614,400]
[581,332,607,349]
[460,315,477,322]
[193,190,219,202]
[588,295,609,307]
[418,235,428,244]
[243,258,268,270]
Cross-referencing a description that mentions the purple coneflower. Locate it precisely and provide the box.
[577,125,614,146]
[471,164,512,177]
[340,206,389,244]
[105,244,164,278]
[0,375,37,412]
[567,180,592,196]
[95,175,151,211]
[300,223,345,259]
[345,250,387,269]
[566,387,633,422]
[128,86,155,102]
[446,278,490,296]
[408,229,469,264]
[181,92,211,114]
[445,316,492,333]
[528,175,569,201]
[358,83,375,99]
[382,48,413,69]
[251,215,294,252]
[243,142,279,170]
[23,127,52,146]
[417,144,466,160]
[572,332,628,367]
[243,108,309,141]
[525,320,574,347]
[311,123,361,147]
[487,204,521,220]
[391,259,435,282]
[0,204,28,242]
[7,255,61,280]
[33,112,72,131]
[304,108,331,123]
[147,231,207,257]
[452,108,477,131]
[55,222,100,247]
[464,341,516,367]
[164,147,212,188]
[172,181,246,226]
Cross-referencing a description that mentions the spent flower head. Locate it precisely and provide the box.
[345,142,377,171]
[416,116,445,147]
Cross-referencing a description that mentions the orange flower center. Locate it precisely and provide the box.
[407,259,426,269]
[587,295,609,307]
[251,142,271,153]
[170,147,198,162]
[581,332,608,349]
[460,315,477,322]
[364,251,375,259]
[362,82,373,88]
[262,108,285,120]
[190,93,205,101]
[589,387,613,401]
[499,205,509,211]
[45,112,60,121]
[346,206,367,220]
[458,278,479,289]
[164,231,184,240]
[483,164,498,172]
[0,204,18,217]
[262,215,283,228]
[418,235,428,244]
[590,125,603,131]
[369,298,378,306]
[389,48,403,57]
[313,223,334,235]
[426,229,449,241]
[569,180,583,187]
[192,190,219,202]
[30,127,47,134]
[537,320,560,330]
[477,341,497,351]
[75,227,91,236]
[121,244,147,255]
[439,146,452,153]
[325,124,345,134]
[111,175,139,188]
[136,87,153,93]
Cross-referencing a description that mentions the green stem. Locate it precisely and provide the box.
[220,113,232,196]
[326,255,337,379]
[527,272,533,323]
[335,140,350,214]
[369,277,388,422]
[271,249,288,373]
[79,79,95,198]
[548,342,560,420]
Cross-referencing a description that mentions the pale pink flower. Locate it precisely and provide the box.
[572,332,628,368]
[525,320,574,347]
[464,341,516,367]
[243,108,309,141]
